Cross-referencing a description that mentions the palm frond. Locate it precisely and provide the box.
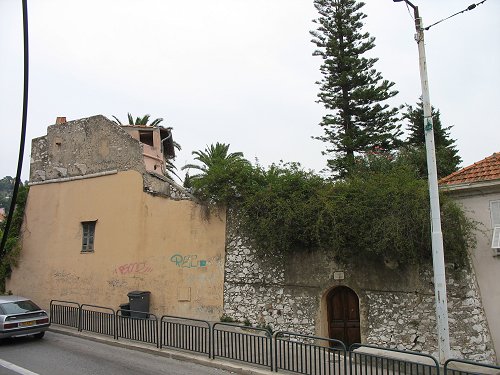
[182,143,247,176]
[181,163,208,172]
[150,118,164,127]
[165,160,181,180]
[137,114,151,125]
[119,113,165,126]
[111,115,122,125]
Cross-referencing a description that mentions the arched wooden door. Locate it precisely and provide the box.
[327,286,361,346]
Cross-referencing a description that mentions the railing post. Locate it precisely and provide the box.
[156,318,159,349]
[210,322,215,359]
[347,345,351,375]
[113,310,117,340]
[78,304,82,332]
[208,322,212,359]
[49,300,53,323]
[269,330,273,372]
[115,310,119,341]
[159,316,163,349]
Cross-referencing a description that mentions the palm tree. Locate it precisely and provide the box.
[182,143,247,181]
[165,142,182,181]
[111,113,164,127]
[182,143,250,203]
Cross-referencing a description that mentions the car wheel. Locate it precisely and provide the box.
[34,331,45,339]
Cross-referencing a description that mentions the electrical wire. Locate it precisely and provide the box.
[405,1,415,20]
[0,0,29,258]
[424,0,487,30]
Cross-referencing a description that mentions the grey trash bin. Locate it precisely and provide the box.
[127,291,150,319]
[119,303,131,317]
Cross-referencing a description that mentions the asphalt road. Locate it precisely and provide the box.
[0,332,233,375]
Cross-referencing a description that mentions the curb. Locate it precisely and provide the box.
[49,326,274,375]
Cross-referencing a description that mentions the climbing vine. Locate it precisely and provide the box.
[189,156,474,267]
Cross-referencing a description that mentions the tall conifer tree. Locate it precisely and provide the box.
[311,0,401,176]
[401,100,462,178]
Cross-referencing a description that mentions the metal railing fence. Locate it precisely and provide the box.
[444,358,500,375]
[274,332,347,375]
[349,344,440,375]
[49,300,499,374]
[80,304,115,338]
[50,300,80,329]
[160,315,211,357]
[213,322,273,370]
[116,309,159,348]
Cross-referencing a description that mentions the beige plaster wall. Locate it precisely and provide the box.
[451,190,500,357]
[7,170,226,320]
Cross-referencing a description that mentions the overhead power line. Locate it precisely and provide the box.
[0,0,29,258]
[425,0,487,30]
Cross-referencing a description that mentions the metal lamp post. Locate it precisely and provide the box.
[393,0,451,364]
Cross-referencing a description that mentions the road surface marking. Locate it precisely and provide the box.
[0,358,40,375]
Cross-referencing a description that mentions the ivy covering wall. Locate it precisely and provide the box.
[189,155,475,267]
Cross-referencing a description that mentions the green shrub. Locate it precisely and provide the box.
[189,156,474,267]
[0,185,28,292]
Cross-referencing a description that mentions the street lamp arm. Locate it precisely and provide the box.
[393,0,422,33]
[393,0,416,11]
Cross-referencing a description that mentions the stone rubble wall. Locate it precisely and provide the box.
[223,221,496,364]
[366,269,495,362]
[30,115,192,201]
[224,233,318,335]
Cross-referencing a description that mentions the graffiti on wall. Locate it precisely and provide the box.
[115,262,153,275]
[114,254,210,275]
[170,254,207,269]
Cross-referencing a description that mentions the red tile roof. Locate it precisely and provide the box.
[439,152,500,186]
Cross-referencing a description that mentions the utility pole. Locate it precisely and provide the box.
[393,0,451,364]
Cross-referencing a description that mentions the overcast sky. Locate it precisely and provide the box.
[1,0,499,182]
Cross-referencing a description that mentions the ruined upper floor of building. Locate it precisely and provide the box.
[30,115,190,199]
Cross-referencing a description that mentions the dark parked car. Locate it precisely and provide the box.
[0,295,50,339]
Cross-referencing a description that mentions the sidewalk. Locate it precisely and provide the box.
[49,326,274,375]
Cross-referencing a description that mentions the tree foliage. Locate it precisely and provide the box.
[402,100,462,179]
[0,184,28,293]
[112,113,164,127]
[188,150,474,268]
[182,143,252,205]
[0,176,15,211]
[311,0,401,177]
[239,163,328,252]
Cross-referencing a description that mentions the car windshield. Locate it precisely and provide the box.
[0,300,41,314]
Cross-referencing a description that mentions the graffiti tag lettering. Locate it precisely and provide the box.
[116,262,153,275]
[170,254,207,268]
